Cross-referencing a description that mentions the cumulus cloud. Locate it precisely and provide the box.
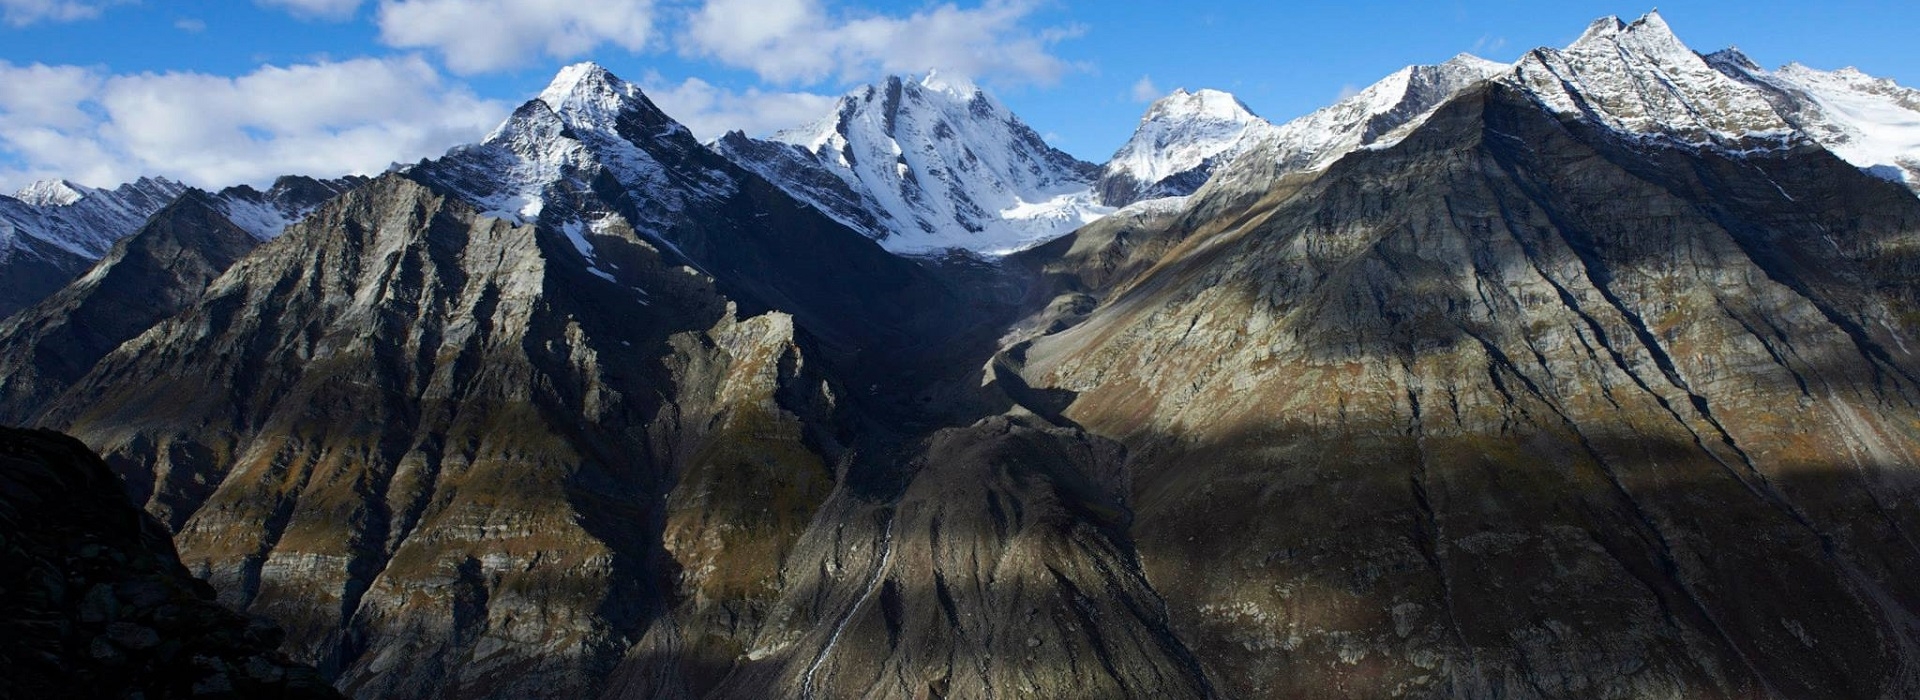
[256,0,364,21]
[684,0,1080,86]
[0,0,124,26]
[0,57,509,190]
[1130,75,1159,103]
[639,75,834,141]
[376,0,655,74]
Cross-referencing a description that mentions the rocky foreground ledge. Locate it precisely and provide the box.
[0,426,338,699]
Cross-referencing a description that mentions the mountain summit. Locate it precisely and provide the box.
[1097,88,1272,207]
[716,73,1109,255]
[1511,10,1793,147]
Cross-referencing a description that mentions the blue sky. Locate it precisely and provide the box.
[0,0,1914,190]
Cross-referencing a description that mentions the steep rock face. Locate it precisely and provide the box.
[1097,89,1271,208]
[1016,80,1920,699]
[38,175,837,698]
[0,191,259,425]
[714,73,1108,255]
[0,177,188,318]
[0,426,338,699]
[1709,49,1920,192]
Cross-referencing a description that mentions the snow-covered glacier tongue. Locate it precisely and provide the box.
[1709,48,1920,193]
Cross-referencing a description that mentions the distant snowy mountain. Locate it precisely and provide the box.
[1710,49,1920,192]
[0,172,361,319]
[1198,10,1920,208]
[1096,88,1272,207]
[715,73,1109,255]
[0,177,188,317]
[1,177,186,262]
[212,175,368,239]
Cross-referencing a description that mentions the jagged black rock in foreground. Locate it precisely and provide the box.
[0,426,338,699]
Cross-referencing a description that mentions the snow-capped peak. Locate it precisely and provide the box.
[1096,88,1273,206]
[13,179,90,207]
[1152,89,1258,124]
[538,62,616,108]
[1511,10,1792,148]
[730,74,1106,255]
[1574,10,1681,52]
[534,61,671,137]
[415,62,734,246]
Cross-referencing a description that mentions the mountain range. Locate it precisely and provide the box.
[6,10,1920,699]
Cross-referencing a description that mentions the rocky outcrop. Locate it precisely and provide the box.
[0,426,337,699]
[0,190,259,425]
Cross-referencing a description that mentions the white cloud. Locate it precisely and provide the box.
[376,0,655,74]
[639,75,833,141]
[0,57,509,191]
[173,17,206,32]
[256,0,364,21]
[1130,75,1159,103]
[684,0,1079,86]
[0,0,123,26]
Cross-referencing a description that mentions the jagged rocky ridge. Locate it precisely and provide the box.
[8,11,1920,700]
[0,426,339,699]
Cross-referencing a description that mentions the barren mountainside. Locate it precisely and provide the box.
[6,9,1920,700]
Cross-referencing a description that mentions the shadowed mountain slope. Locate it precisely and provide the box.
[1013,79,1920,699]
